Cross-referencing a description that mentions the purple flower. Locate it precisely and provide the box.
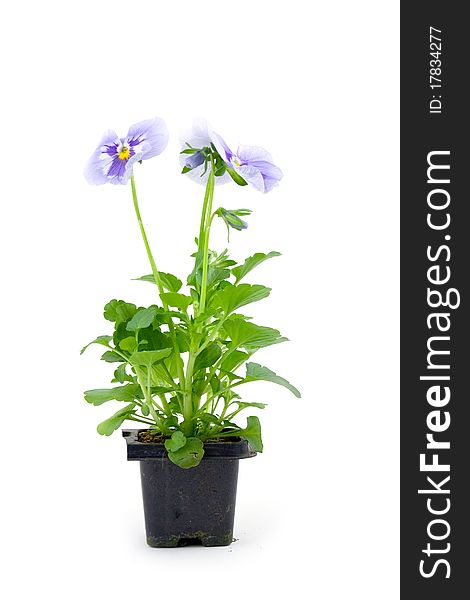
[85,117,169,185]
[179,119,230,185]
[211,132,283,193]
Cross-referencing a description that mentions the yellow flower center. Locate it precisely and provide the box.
[232,156,242,167]
[118,146,131,161]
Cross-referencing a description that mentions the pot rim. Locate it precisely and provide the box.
[122,429,257,461]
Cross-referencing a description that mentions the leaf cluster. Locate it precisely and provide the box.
[82,251,300,468]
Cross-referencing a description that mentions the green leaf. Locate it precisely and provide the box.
[84,384,140,406]
[194,343,222,372]
[223,318,288,350]
[134,274,157,284]
[85,389,115,406]
[176,329,190,352]
[234,401,267,410]
[238,416,263,452]
[104,300,137,324]
[151,386,176,395]
[129,348,172,369]
[166,437,204,469]
[151,352,182,384]
[113,322,133,349]
[163,415,178,429]
[137,327,173,352]
[134,272,183,293]
[161,273,183,293]
[187,249,204,287]
[126,307,156,331]
[219,421,239,431]
[168,396,182,415]
[141,403,150,416]
[164,431,187,452]
[214,162,226,177]
[97,404,136,436]
[111,385,139,400]
[196,266,231,289]
[194,307,220,325]
[160,292,193,311]
[119,336,138,353]
[111,364,133,384]
[210,374,221,394]
[226,166,248,186]
[181,147,198,155]
[231,209,252,216]
[245,362,301,398]
[210,283,271,315]
[223,370,244,382]
[232,251,281,284]
[220,349,250,372]
[197,413,221,427]
[80,335,112,355]
[192,372,207,397]
[101,350,124,363]
[210,248,237,269]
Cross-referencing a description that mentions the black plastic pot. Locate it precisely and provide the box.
[122,429,256,547]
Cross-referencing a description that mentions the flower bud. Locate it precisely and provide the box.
[217,208,249,232]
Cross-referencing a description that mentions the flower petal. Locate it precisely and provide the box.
[108,154,141,185]
[126,117,169,160]
[253,161,283,192]
[179,118,211,150]
[236,164,265,192]
[236,145,283,192]
[211,130,233,163]
[184,151,205,170]
[236,144,274,164]
[84,129,120,185]
[180,159,231,186]
[261,172,282,192]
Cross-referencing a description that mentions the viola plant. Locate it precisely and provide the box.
[82,117,299,469]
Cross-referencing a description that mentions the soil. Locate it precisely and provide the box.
[137,430,241,444]
[138,431,166,444]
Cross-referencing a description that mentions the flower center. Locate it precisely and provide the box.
[118,146,131,161]
[232,156,242,167]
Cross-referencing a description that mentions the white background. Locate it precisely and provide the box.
[0,1,399,598]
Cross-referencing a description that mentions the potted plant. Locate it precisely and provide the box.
[82,117,300,547]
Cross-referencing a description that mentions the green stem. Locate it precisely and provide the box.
[181,162,216,432]
[209,380,245,404]
[130,173,186,389]
[128,415,155,426]
[182,351,197,435]
[205,400,232,437]
[107,344,170,426]
[198,164,215,315]
[196,160,217,258]
[197,182,211,256]
[158,393,172,417]
[135,368,163,426]
[146,367,152,407]
[130,174,165,297]
[212,428,241,437]
[196,314,228,355]
[162,364,178,388]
